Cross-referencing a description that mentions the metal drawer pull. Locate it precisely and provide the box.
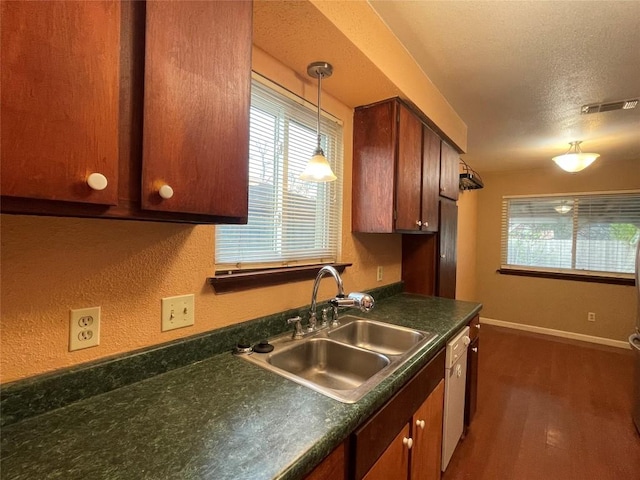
[415,419,425,429]
[403,437,413,449]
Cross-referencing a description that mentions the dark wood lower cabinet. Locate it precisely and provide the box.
[350,350,445,480]
[305,443,347,480]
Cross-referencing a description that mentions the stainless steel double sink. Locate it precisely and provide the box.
[237,315,438,403]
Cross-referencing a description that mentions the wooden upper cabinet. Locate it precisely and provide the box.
[352,100,397,233]
[352,99,440,233]
[1,0,120,205]
[1,0,251,224]
[395,104,423,231]
[141,0,251,217]
[420,127,441,233]
[439,141,460,201]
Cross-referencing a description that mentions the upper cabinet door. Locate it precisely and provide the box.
[1,1,120,205]
[420,126,440,233]
[141,1,251,217]
[353,101,397,233]
[395,105,423,231]
[439,141,459,201]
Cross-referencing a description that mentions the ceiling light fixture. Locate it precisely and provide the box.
[552,141,600,173]
[299,61,337,183]
[554,203,572,214]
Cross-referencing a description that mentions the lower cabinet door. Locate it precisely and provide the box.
[411,380,445,480]
[363,424,411,480]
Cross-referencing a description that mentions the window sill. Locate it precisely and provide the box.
[208,263,352,293]
[497,268,635,286]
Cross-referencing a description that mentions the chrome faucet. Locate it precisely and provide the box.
[305,265,376,333]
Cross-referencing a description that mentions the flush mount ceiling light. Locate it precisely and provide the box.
[554,202,573,214]
[299,61,337,183]
[552,141,600,173]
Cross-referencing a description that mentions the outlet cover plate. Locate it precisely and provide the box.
[161,294,195,332]
[69,306,101,351]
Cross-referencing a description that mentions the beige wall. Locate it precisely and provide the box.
[0,48,403,384]
[476,158,640,342]
[456,189,479,302]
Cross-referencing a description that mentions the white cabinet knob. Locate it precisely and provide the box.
[441,254,446,259]
[402,437,413,449]
[416,220,422,227]
[415,419,426,429]
[463,336,471,346]
[158,184,174,199]
[87,173,108,191]
[472,347,478,353]
[423,221,428,228]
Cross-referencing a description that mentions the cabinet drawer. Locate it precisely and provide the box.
[350,349,445,480]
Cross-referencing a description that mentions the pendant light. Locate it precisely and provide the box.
[552,141,600,173]
[299,61,337,182]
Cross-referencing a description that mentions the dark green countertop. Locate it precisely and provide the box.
[0,294,481,480]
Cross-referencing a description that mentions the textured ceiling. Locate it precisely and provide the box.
[253,1,401,110]
[369,0,640,173]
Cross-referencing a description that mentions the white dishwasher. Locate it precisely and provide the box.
[442,326,471,471]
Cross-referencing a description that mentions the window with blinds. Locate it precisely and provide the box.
[215,76,343,272]
[501,191,640,277]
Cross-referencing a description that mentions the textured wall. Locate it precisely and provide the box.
[0,48,403,383]
[456,189,479,302]
[476,158,640,341]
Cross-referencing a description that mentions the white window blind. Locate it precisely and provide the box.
[501,191,640,277]
[215,76,343,271]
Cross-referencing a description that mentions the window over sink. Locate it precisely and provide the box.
[215,75,343,274]
[500,191,640,281]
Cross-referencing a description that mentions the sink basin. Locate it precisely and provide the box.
[268,338,389,391]
[236,315,437,403]
[328,317,425,356]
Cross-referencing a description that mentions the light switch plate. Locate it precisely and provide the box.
[161,294,195,332]
[69,306,101,351]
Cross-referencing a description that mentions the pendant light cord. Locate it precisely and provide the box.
[316,72,323,154]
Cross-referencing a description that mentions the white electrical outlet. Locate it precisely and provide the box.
[161,294,195,332]
[69,306,101,351]
[588,312,596,322]
[377,266,384,282]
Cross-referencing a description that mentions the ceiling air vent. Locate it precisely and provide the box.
[581,99,638,114]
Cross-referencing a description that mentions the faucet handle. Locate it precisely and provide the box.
[287,316,303,339]
[321,308,329,327]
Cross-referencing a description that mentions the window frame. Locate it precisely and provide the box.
[499,190,640,286]
[210,73,346,291]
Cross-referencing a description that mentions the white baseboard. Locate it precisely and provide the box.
[479,317,631,350]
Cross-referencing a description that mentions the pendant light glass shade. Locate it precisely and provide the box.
[552,141,600,173]
[300,148,337,182]
[300,61,337,183]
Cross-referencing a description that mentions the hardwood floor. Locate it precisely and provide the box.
[443,325,640,480]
